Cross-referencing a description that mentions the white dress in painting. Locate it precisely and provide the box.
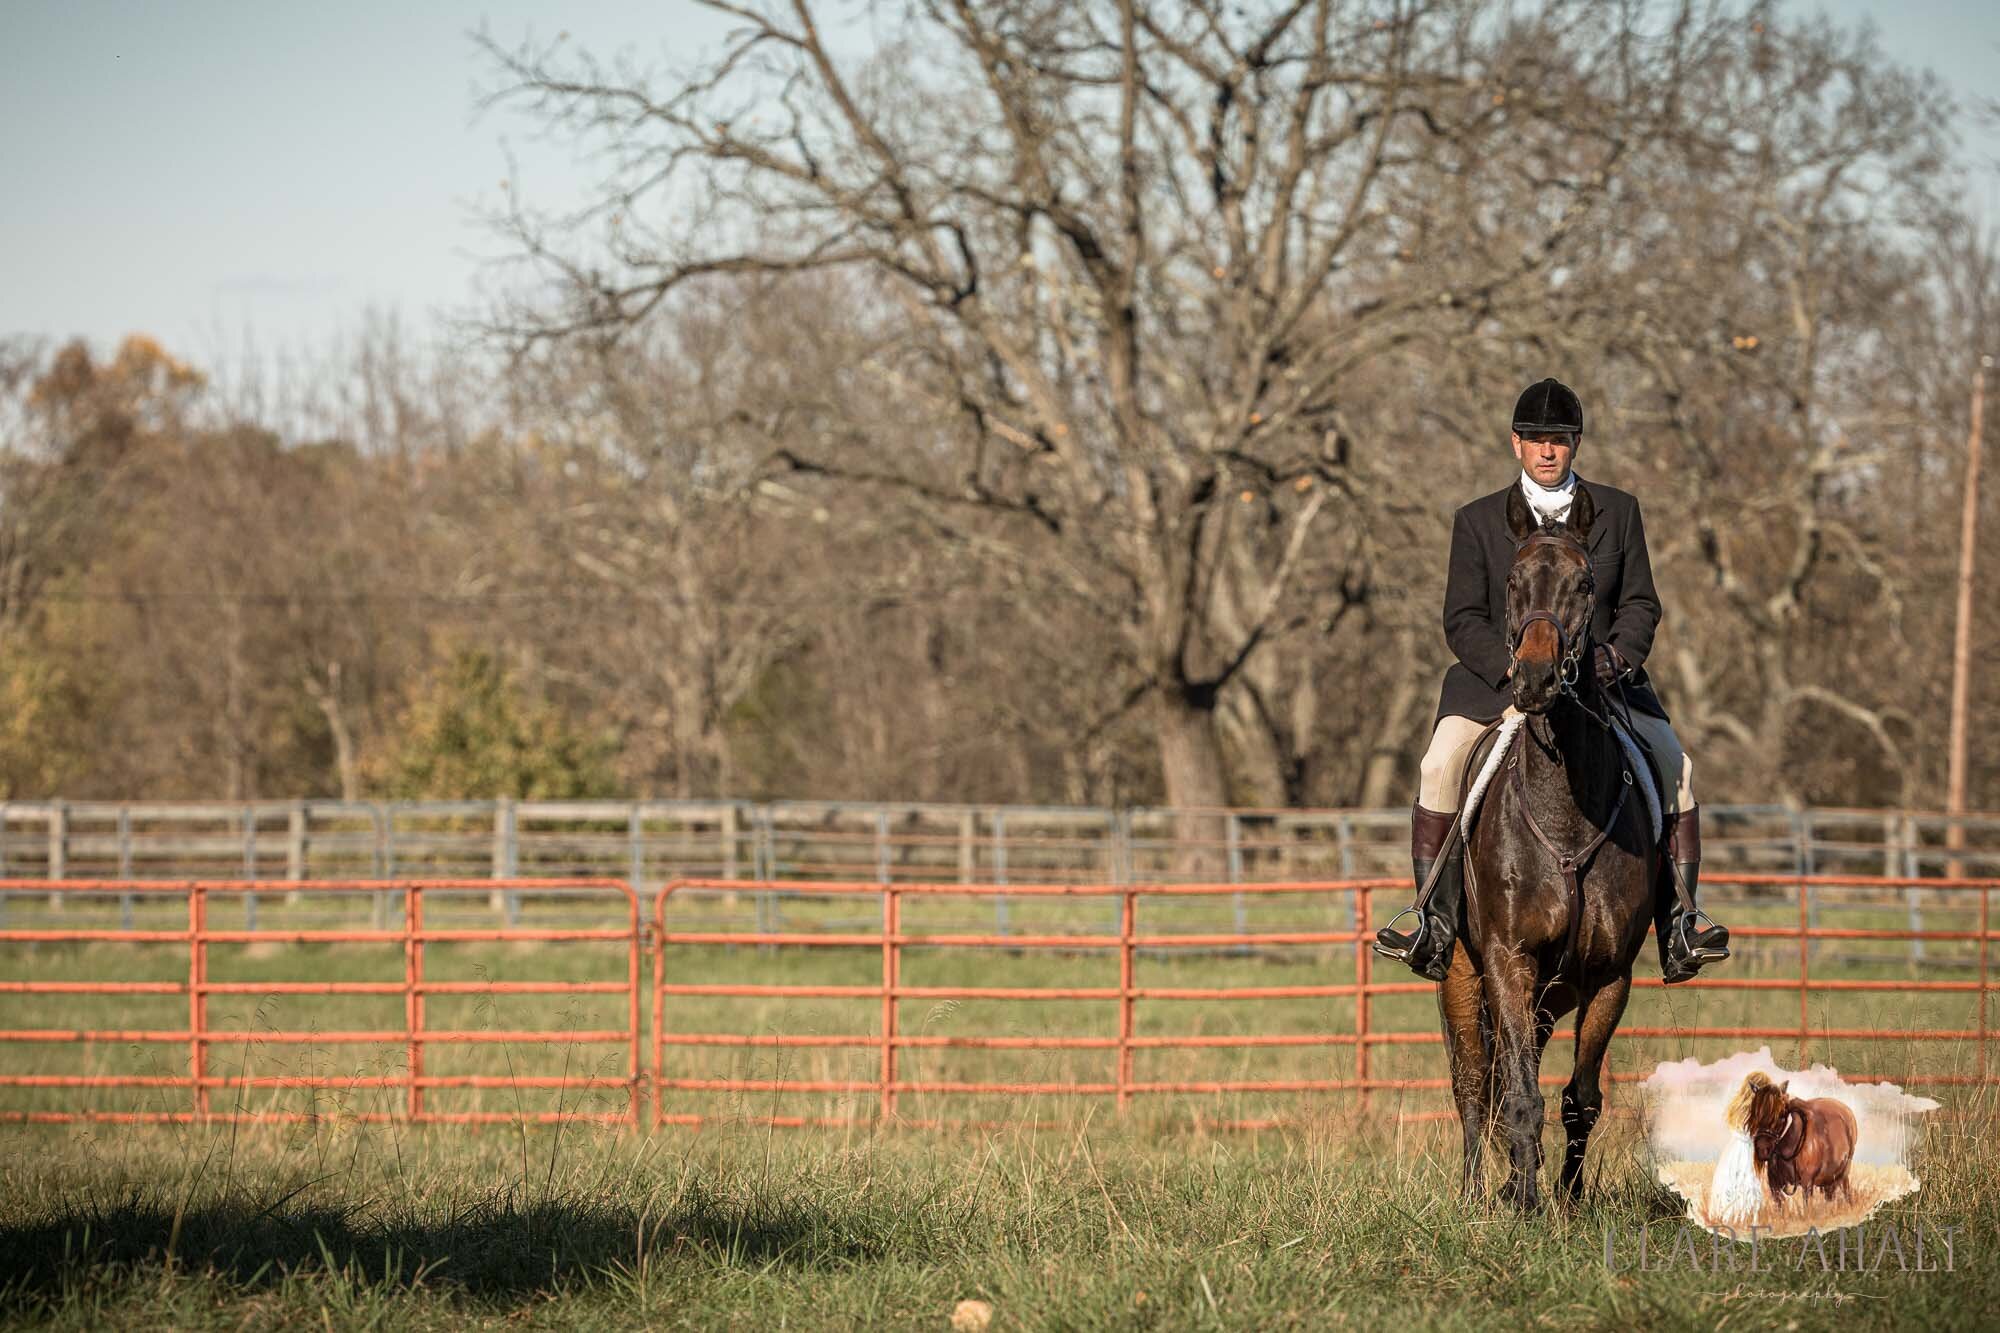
[1706,1129,1766,1225]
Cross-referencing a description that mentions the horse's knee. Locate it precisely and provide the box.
[1500,1089,1543,1136]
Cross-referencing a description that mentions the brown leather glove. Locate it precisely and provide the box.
[1593,643,1627,687]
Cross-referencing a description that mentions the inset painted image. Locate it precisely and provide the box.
[1641,1047,1939,1237]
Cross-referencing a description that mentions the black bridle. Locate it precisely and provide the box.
[1509,531,1595,700]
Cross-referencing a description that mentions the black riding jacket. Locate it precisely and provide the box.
[1434,477,1669,725]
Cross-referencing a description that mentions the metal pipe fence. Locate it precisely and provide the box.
[4,873,1995,1129]
[0,878,642,1125]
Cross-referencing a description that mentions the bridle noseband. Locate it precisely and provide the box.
[1510,531,1595,697]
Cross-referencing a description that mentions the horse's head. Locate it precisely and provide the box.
[1726,1071,1769,1131]
[1504,484,1597,713]
[1727,1071,1791,1137]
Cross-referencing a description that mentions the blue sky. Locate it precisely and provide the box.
[3,1,1996,381]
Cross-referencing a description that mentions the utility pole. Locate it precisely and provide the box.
[1947,353,1990,879]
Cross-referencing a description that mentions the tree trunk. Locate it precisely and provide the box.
[918,615,946,800]
[1356,635,1427,809]
[1154,684,1230,879]
[666,674,724,799]
[305,663,361,802]
[1216,675,1292,809]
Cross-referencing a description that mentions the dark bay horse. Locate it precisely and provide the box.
[1439,484,1660,1211]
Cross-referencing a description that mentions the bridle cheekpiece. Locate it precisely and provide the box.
[1510,529,1595,697]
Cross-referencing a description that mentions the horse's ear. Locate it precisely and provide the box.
[1506,484,1536,541]
[1565,485,1596,544]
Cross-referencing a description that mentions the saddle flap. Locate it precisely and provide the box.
[1610,718,1669,848]
[1454,717,1514,838]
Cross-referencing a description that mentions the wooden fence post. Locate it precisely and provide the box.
[47,801,66,911]
[286,800,306,905]
[118,805,134,929]
[490,797,516,922]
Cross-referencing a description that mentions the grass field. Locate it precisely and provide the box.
[1,883,1994,1328]
[2,1103,1996,1329]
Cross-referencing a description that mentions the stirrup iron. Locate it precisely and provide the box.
[1677,908,1729,961]
[1373,907,1428,962]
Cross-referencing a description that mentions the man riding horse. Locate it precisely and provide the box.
[1374,377,1730,985]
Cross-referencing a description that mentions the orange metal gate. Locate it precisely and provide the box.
[2,874,1993,1126]
[649,874,1998,1125]
[650,878,1401,1126]
[0,878,641,1125]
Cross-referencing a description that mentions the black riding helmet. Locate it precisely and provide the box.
[1512,377,1584,437]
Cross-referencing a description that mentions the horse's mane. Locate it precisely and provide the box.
[1457,713,1527,839]
[1726,1071,1778,1132]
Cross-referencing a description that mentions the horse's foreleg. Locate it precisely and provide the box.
[1561,972,1632,1206]
[1481,947,1545,1212]
[1438,943,1488,1201]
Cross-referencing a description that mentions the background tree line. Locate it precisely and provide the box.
[0,0,1994,812]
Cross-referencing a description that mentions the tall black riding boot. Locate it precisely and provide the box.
[1659,806,1730,984]
[1373,804,1463,982]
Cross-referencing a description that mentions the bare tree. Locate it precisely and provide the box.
[1552,15,1958,805]
[468,0,1744,845]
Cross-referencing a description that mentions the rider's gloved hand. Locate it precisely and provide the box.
[1592,643,1626,687]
